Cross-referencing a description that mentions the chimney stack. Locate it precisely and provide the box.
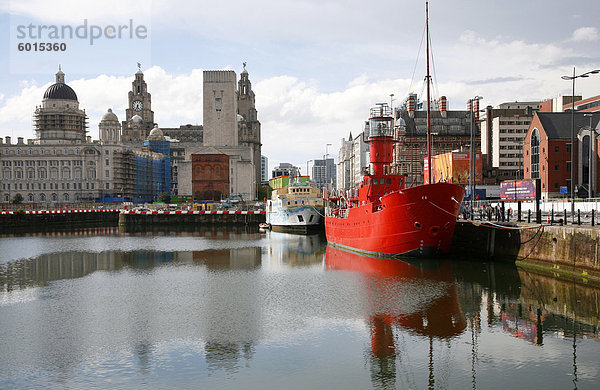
[5,136,11,145]
[407,95,416,118]
[439,96,447,118]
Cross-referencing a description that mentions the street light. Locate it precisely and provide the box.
[306,159,313,179]
[561,68,600,217]
[584,113,595,198]
[469,96,483,220]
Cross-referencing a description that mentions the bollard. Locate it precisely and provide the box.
[551,209,554,224]
[578,209,581,225]
[564,209,567,225]
[528,209,531,223]
[593,209,595,226]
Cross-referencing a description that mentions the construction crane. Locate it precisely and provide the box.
[222,193,245,209]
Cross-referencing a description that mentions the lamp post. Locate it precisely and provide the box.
[306,159,313,179]
[561,68,600,217]
[584,113,594,198]
[325,143,332,190]
[469,96,483,220]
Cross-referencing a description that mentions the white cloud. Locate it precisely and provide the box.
[570,27,599,42]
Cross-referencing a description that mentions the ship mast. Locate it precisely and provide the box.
[425,1,432,184]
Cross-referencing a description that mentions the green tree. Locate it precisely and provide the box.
[11,193,24,204]
[158,192,171,203]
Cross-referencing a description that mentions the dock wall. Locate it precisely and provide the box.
[451,221,600,284]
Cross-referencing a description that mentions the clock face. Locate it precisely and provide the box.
[132,100,143,111]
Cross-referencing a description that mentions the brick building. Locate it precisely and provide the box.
[523,112,600,199]
[191,147,230,201]
[393,95,480,186]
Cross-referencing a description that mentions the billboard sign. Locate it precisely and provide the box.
[500,179,536,200]
[424,151,481,184]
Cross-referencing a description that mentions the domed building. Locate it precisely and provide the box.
[34,67,88,144]
[99,108,121,144]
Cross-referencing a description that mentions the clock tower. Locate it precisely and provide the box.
[123,67,155,141]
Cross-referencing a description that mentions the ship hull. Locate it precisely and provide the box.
[325,182,465,258]
[267,205,324,233]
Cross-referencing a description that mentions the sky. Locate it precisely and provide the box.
[0,0,599,175]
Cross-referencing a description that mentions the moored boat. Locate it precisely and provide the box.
[324,3,465,257]
[266,176,324,233]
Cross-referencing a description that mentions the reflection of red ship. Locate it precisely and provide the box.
[324,2,465,258]
[325,244,466,388]
[325,245,466,339]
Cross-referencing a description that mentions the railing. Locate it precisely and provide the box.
[463,198,600,226]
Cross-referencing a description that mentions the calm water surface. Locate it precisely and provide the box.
[1,227,599,389]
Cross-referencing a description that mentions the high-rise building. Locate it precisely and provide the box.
[261,155,269,184]
[272,162,300,178]
[481,101,540,182]
[312,158,336,190]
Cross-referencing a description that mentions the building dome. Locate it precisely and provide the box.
[148,125,165,140]
[101,108,118,122]
[131,114,143,123]
[43,82,78,101]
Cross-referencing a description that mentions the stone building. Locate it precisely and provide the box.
[178,67,261,201]
[336,131,369,193]
[1,63,262,205]
[393,95,479,186]
[1,69,108,204]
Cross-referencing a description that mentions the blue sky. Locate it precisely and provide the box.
[0,0,599,173]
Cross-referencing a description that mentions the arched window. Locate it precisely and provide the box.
[62,168,71,179]
[63,193,69,202]
[3,194,9,202]
[50,168,58,179]
[74,169,82,180]
[27,193,34,202]
[39,193,46,202]
[27,169,35,179]
[39,168,47,179]
[531,129,539,179]
[51,193,58,202]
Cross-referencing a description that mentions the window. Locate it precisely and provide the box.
[3,170,10,180]
[555,146,559,152]
[27,193,34,202]
[62,168,70,179]
[105,170,109,179]
[531,129,540,179]
[63,193,69,202]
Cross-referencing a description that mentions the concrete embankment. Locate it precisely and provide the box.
[451,221,600,285]
[0,209,119,232]
[117,210,266,227]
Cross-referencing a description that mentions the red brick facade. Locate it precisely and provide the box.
[191,152,229,201]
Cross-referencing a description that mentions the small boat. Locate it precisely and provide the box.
[266,175,324,233]
[259,222,271,230]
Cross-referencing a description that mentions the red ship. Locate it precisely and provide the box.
[324,3,465,258]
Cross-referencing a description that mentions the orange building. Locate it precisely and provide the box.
[191,147,230,201]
